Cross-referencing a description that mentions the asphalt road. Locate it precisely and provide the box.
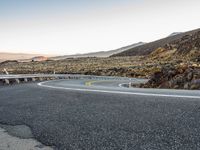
[1,78,200,149]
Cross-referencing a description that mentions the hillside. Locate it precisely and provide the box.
[52,42,145,60]
[138,28,200,90]
[147,29,200,61]
[112,28,200,57]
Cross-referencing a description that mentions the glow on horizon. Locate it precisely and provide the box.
[0,0,200,55]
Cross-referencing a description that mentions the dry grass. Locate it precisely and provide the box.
[1,54,198,79]
[0,56,162,78]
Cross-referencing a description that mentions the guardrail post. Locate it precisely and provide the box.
[32,78,36,82]
[4,79,10,85]
[15,79,20,84]
[24,78,28,82]
[129,82,132,88]
[0,79,3,86]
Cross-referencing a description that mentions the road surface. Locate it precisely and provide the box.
[0,78,200,149]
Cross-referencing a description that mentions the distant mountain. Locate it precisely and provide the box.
[0,52,52,62]
[168,32,182,37]
[52,42,145,60]
[112,28,200,57]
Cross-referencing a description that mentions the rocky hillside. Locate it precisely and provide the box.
[166,30,200,56]
[147,30,200,61]
[112,28,200,57]
[138,29,200,89]
[140,64,200,90]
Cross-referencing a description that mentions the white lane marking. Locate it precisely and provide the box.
[118,83,128,88]
[37,80,200,99]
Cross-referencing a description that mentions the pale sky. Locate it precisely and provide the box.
[0,0,200,55]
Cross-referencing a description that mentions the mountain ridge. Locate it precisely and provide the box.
[52,42,145,60]
[112,28,200,57]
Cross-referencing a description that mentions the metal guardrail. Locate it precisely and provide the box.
[0,74,147,85]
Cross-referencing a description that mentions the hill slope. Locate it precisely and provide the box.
[112,28,200,57]
[52,42,145,60]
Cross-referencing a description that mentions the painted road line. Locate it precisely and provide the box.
[85,80,114,86]
[118,83,127,88]
[38,80,200,99]
[118,82,132,88]
[85,80,96,86]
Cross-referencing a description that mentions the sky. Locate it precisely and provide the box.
[0,0,200,55]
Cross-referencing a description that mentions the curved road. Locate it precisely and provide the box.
[1,78,200,149]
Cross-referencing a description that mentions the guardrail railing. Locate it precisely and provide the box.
[0,74,147,85]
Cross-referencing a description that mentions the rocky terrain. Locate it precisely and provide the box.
[138,29,200,89]
[139,64,200,89]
